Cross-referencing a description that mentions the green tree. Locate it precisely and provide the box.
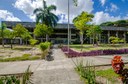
[34,23,53,42]
[73,11,94,51]
[33,0,58,41]
[0,29,15,49]
[87,25,102,46]
[13,24,29,44]
[21,31,32,45]
[0,23,7,47]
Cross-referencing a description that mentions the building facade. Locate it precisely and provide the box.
[2,21,128,44]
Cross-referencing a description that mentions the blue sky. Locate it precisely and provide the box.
[0,0,128,24]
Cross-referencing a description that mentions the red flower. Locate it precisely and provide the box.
[111,56,124,74]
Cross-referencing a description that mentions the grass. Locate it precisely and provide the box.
[70,44,128,52]
[0,54,40,62]
[96,68,119,83]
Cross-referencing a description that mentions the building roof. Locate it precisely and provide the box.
[2,21,128,31]
[2,21,75,29]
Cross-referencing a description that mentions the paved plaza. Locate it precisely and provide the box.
[0,48,128,84]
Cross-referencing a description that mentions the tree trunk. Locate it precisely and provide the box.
[10,39,13,49]
[26,39,27,45]
[80,33,83,51]
[93,34,94,46]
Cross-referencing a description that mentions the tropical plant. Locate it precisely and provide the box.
[0,65,32,84]
[73,11,94,51]
[111,56,128,83]
[73,59,96,84]
[33,0,59,41]
[87,25,102,46]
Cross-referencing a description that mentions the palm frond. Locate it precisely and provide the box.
[47,5,57,11]
[33,8,43,14]
[73,0,78,6]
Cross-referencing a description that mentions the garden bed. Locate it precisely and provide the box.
[61,46,128,57]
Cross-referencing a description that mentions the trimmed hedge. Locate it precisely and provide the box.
[61,46,128,58]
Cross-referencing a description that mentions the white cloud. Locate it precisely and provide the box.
[13,0,94,23]
[13,0,43,21]
[93,11,121,25]
[0,10,21,21]
[99,0,106,6]
[110,3,118,12]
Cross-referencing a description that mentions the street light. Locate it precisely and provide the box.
[67,0,77,53]
[68,0,70,53]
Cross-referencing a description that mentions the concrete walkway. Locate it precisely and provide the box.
[0,48,128,84]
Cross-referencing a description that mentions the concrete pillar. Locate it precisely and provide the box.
[20,38,22,45]
[69,29,71,43]
[99,34,101,44]
[108,31,110,43]
[124,31,126,44]
[116,31,118,37]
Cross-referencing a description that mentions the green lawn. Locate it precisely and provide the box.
[96,68,119,83]
[0,54,40,62]
[70,44,128,52]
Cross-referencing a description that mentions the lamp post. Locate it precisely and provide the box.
[67,0,77,53]
[68,0,70,53]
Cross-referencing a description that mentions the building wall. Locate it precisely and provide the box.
[1,21,128,44]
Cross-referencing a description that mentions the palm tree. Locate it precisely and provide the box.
[33,0,58,31]
[33,0,58,41]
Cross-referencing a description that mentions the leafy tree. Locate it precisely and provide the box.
[34,23,53,41]
[73,11,94,51]
[21,30,32,45]
[100,21,114,26]
[87,25,102,46]
[33,0,58,41]
[0,29,15,49]
[0,23,7,47]
[13,24,30,44]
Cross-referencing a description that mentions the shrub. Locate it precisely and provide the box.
[39,42,50,51]
[109,36,125,44]
[39,42,51,59]
[29,39,38,46]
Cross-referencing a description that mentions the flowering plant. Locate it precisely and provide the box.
[111,56,128,83]
[111,56,124,74]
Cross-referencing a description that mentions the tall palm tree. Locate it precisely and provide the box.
[33,0,58,41]
[33,0,59,28]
